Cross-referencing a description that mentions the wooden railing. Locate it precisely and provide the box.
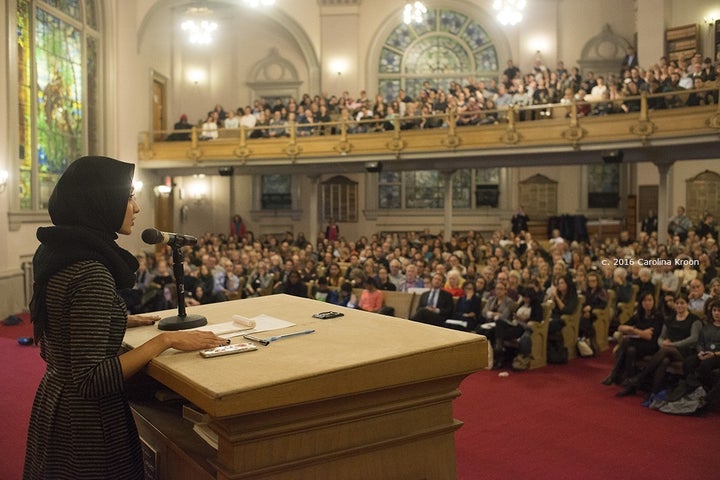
[138,87,720,168]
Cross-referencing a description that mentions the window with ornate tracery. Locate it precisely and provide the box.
[377,8,499,101]
[16,0,102,211]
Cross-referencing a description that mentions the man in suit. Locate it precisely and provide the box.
[411,273,454,327]
[620,47,638,75]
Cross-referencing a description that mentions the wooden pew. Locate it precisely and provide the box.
[592,289,616,352]
[562,295,584,360]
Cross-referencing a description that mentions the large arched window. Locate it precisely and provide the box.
[374,8,502,213]
[377,8,499,101]
[16,0,102,211]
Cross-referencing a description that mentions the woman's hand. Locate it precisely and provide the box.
[165,331,228,352]
[121,330,228,379]
[127,314,161,328]
[699,351,715,361]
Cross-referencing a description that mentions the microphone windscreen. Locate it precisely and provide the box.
[141,228,164,245]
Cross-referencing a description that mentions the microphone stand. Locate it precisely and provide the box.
[157,245,208,331]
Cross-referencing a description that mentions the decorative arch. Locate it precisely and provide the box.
[577,24,633,77]
[136,0,320,93]
[367,1,511,100]
[246,48,304,101]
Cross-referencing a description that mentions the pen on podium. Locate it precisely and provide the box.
[244,329,316,346]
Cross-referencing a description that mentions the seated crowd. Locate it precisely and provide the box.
[172,51,720,141]
[122,209,720,413]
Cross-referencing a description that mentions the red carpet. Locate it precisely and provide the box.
[1,314,717,480]
[0,318,43,480]
[454,351,719,480]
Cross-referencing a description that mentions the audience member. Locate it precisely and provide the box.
[602,291,663,386]
[618,292,702,398]
[411,273,454,327]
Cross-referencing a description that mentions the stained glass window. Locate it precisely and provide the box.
[376,8,499,102]
[17,0,33,209]
[15,0,101,210]
[588,164,620,208]
[40,0,82,20]
[378,169,497,210]
[261,175,292,210]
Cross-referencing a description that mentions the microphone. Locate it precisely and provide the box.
[141,228,198,247]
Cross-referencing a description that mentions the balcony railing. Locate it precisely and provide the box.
[138,87,720,169]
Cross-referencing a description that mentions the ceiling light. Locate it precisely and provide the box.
[403,1,427,25]
[181,6,218,44]
[244,0,276,7]
[493,0,526,26]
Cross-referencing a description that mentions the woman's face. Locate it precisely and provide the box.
[641,294,654,312]
[712,306,720,323]
[118,188,140,235]
[674,298,688,315]
[557,278,567,293]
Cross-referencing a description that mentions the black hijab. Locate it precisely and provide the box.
[30,156,140,342]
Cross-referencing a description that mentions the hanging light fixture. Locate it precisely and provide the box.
[181,5,218,45]
[493,0,526,26]
[243,0,275,7]
[403,1,427,25]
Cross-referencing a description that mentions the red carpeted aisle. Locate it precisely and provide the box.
[2,314,718,480]
[454,350,719,480]
[0,318,43,480]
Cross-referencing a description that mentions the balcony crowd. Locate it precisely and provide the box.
[168,50,720,141]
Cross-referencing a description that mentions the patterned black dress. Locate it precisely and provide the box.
[24,261,144,480]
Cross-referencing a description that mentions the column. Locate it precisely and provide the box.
[442,170,456,240]
[636,0,668,67]
[153,183,174,255]
[308,175,321,247]
[654,160,673,245]
[319,1,360,95]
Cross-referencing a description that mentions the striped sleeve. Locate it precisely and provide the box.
[65,262,126,398]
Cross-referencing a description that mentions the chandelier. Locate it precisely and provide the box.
[493,0,526,26]
[403,1,427,25]
[243,0,275,7]
[181,6,218,44]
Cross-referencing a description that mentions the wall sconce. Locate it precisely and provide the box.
[329,58,348,77]
[529,37,551,57]
[187,175,208,204]
[0,170,8,193]
[187,68,206,86]
[153,185,172,196]
[132,180,144,194]
[704,16,716,26]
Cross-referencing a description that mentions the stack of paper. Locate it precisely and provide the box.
[191,314,295,339]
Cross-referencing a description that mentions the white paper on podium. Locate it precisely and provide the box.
[194,314,295,339]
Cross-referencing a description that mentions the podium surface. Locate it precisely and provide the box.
[123,295,487,479]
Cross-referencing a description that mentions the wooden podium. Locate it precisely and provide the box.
[123,295,487,479]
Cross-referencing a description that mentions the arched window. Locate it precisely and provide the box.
[374,8,502,213]
[377,8,499,100]
[15,0,102,211]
